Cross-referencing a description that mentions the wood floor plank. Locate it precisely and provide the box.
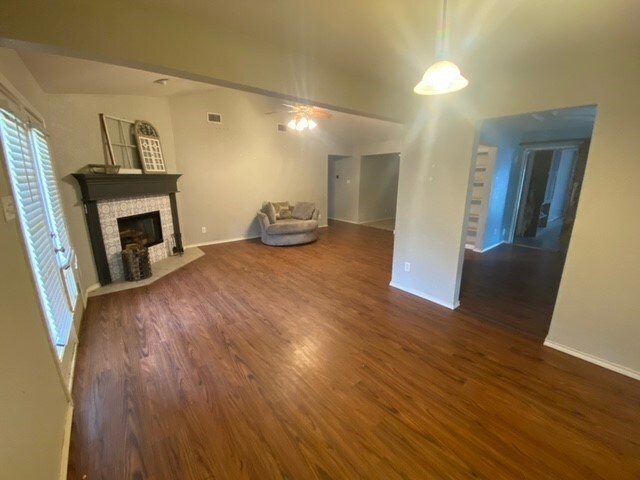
[68,221,640,479]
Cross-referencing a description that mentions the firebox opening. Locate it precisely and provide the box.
[117,211,163,250]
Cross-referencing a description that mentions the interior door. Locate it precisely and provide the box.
[519,150,554,237]
[560,140,590,245]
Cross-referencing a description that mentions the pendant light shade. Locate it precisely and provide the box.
[414,0,468,96]
[413,60,468,95]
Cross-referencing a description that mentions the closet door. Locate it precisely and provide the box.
[466,145,497,251]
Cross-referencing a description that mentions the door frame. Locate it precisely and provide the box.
[507,140,585,243]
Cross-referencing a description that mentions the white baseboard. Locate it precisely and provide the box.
[360,216,395,224]
[475,240,504,253]
[185,235,261,249]
[544,340,640,381]
[389,281,459,310]
[82,282,100,307]
[328,217,359,224]
[58,403,74,480]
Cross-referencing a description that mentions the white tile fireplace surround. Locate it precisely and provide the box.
[98,195,174,282]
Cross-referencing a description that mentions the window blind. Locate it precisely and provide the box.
[0,108,74,354]
[30,128,72,266]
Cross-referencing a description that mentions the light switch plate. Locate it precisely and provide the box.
[1,195,16,222]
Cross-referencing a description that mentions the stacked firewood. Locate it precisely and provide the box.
[121,241,152,281]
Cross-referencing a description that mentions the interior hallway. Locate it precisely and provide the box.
[459,243,566,339]
[514,218,567,252]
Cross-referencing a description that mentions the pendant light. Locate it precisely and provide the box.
[414,0,468,95]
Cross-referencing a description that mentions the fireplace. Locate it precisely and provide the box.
[73,173,184,285]
[118,211,164,249]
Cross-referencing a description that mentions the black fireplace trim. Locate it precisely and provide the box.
[72,173,184,286]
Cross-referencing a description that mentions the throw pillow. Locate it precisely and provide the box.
[264,202,277,224]
[279,208,292,219]
[292,201,315,220]
[273,201,291,219]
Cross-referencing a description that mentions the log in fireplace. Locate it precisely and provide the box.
[118,210,164,250]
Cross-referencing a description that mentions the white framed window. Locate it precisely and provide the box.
[0,95,78,357]
[100,113,142,170]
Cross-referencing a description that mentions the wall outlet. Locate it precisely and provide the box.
[201,226,207,233]
[346,179,351,184]
[404,262,411,272]
[1,195,16,222]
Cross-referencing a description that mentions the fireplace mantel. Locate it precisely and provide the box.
[72,173,184,286]
[72,173,182,201]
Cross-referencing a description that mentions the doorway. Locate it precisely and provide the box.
[327,152,400,232]
[459,105,596,339]
[512,141,588,252]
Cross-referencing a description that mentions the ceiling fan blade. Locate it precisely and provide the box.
[312,110,332,119]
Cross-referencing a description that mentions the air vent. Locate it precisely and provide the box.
[277,124,287,132]
[207,112,222,124]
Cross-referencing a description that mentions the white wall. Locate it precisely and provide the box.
[0,48,71,480]
[393,48,640,374]
[476,125,521,249]
[328,155,360,223]
[168,88,343,246]
[358,153,400,223]
[45,93,177,290]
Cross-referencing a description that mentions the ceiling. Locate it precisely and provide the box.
[485,105,596,135]
[131,0,640,87]
[16,49,402,146]
[9,0,635,139]
[5,0,638,118]
[17,51,215,97]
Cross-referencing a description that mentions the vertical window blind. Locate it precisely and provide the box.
[0,106,76,356]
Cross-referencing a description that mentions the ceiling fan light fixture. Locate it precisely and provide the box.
[413,60,469,95]
[296,117,309,131]
[287,115,317,131]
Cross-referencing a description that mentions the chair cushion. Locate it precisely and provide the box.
[262,202,277,224]
[266,219,318,235]
[292,201,315,220]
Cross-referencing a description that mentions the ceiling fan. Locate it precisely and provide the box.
[266,103,332,131]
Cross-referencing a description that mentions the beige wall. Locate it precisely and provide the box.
[168,88,347,246]
[327,155,360,223]
[0,50,71,480]
[393,48,640,374]
[44,94,176,289]
[358,153,400,223]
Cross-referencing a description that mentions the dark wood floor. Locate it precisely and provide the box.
[459,244,566,339]
[68,221,640,479]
